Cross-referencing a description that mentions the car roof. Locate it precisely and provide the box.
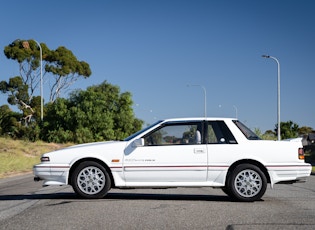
[161,117,237,122]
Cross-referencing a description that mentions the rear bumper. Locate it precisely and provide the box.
[267,163,312,186]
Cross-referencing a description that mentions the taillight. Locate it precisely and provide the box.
[298,148,305,160]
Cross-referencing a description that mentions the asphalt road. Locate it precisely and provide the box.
[0,173,315,230]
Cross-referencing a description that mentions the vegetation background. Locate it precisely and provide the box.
[0,137,69,178]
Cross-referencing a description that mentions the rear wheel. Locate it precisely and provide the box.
[72,161,111,199]
[226,164,267,202]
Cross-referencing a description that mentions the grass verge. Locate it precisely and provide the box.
[0,137,68,178]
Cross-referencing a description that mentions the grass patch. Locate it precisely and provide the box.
[0,137,69,178]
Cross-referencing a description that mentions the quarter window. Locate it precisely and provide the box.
[207,121,237,144]
[233,120,261,140]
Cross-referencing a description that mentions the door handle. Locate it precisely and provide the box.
[194,148,205,154]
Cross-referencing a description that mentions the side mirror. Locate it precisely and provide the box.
[132,138,144,148]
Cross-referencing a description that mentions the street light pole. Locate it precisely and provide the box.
[187,84,207,118]
[33,40,43,121]
[233,105,238,119]
[262,55,281,141]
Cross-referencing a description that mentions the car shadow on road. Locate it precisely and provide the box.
[106,192,232,202]
[0,192,76,201]
[0,192,234,202]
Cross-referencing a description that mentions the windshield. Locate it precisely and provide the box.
[124,120,163,141]
[233,120,261,140]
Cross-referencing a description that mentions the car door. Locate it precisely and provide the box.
[123,121,207,183]
[205,120,239,183]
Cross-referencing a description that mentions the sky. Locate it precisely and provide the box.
[0,0,314,132]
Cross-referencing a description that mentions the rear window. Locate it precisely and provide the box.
[233,120,261,140]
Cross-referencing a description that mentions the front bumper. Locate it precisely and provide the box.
[33,163,70,186]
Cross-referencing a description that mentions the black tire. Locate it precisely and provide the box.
[226,164,267,202]
[71,161,111,199]
[221,187,232,196]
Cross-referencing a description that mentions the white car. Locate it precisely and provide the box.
[33,118,312,202]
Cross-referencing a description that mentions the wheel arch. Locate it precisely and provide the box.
[226,159,271,184]
[68,157,115,188]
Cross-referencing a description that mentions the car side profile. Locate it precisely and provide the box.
[33,117,312,202]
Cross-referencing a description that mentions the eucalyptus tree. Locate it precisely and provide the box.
[1,39,91,124]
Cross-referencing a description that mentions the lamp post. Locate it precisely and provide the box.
[262,55,280,140]
[233,105,238,119]
[33,40,43,121]
[187,84,207,117]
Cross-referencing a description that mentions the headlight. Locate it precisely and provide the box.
[40,156,50,162]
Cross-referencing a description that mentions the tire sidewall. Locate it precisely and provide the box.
[227,163,267,202]
[72,161,111,199]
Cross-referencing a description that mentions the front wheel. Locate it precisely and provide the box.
[72,161,111,199]
[226,164,267,202]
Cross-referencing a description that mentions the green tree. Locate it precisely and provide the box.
[0,105,21,137]
[263,130,277,140]
[42,98,73,143]
[45,46,92,102]
[3,40,48,98]
[298,126,314,135]
[255,128,276,140]
[42,81,143,143]
[275,120,299,140]
[0,76,40,124]
[2,39,92,124]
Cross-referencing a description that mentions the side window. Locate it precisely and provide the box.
[207,123,218,143]
[207,121,237,144]
[144,122,202,146]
